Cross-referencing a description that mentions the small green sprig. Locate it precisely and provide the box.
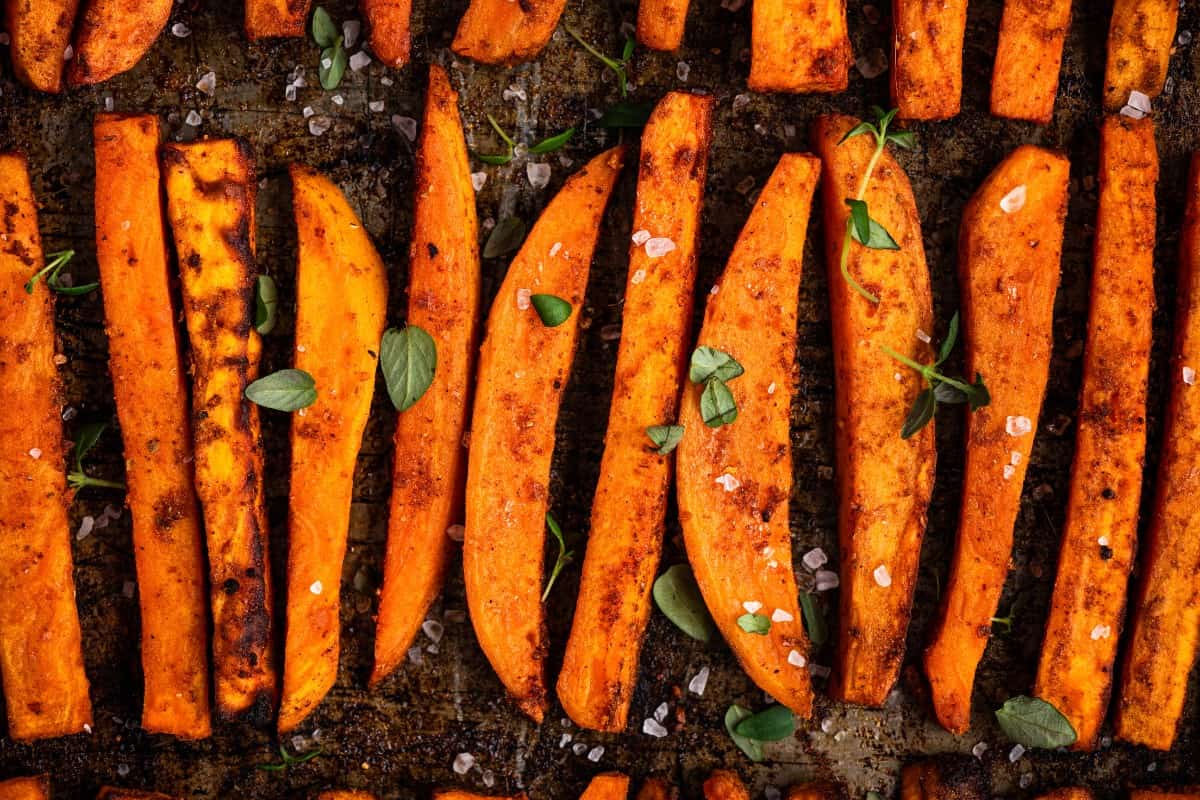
[68,422,125,492]
[689,347,743,428]
[25,250,99,296]
[565,27,634,97]
[476,115,576,166]
[542,512,575,601]
[312,7,347,90]
[257,743,324,772]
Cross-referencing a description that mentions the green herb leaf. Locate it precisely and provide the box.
[867,793,884,800]
[689,346,744,384]
[67,421,125,492]
[255,275,278,334]
[652,564,717,642]
[529,127,576,154]
[597,103,653,128]
[799,592,828,647]
[311,6,338,47]
[845,199,871,244]
[967,373,990,410]
[25,250,99,296]
[542,512,575,601]
[700,379,738,428]
[245,368,317,412]
[380,325,437,412]
[530,294,572,327]
[319,38,347,91]
[933,381,968,404]
[733,704,795,741]
[887,130,916,150]
[475,152,513,166]
[724,705,764,762]
[936,312,960,365]
[852,217,900,250]
[900,387,936,439]
[621,37,636,63]
[564,26,631,97]
[646,424,684,455]
[483,216,527,259]
[994,695,1078,749]
[736,613,770,635]
[477,115,516,164]
[837,121,877,145]
[257,743,324,772]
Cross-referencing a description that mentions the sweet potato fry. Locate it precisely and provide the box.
[372,65,481,687]
[463,146,626,721]
[748,0,851,93]
[67,0,171,85]
[93,114,211,739]
[245,0,312,39]
[990,0,1073,123]
[1034,115,1157,751]
[636,0,689,51]
[581,774,630,800]
[703,772,749,800]
[162,139,277,723]
[5,0,79,92]
[278,165,388,733]
[1114,153,1200,752]
[636,780,675,800]
[361,0,410,67]
[786,785,847,800]
[676,153,819,716]
[811,115,936,707]
[0,152,93,742]
[557,92,712,732]
[450,0,565,65]
[96,790,181,800]
[1037,791,1093,800]
[900,758,988,800]
[922,145,1070,735]
[316,793,377,800]
[892,0,969,120]
[1102,0,1179,112]
[0,776,49,800]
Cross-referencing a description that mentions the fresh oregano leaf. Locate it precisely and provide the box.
[255,275,278,334]
[621,36,635,63]
[476,152,513,166]
[483,216,527,259]
[937,311,960,365]
[849,214,900,250]
[311,6,338,47]
[700,379,738,428]
[652,564,716,642]
[733,704,795,741]
[245,369,317,412]
[887,130,916,150]
[724,705,764,762]
[994,695,1078,749]
[529,127,576,154]
[900,387,936,439]
[646,424,684,455]
[380,325,437,412]
[799,592,828,647]
[838,120,877,145]
[67,421,124,492]
[319,38,347,90]
[845,199,871,245]
[736,613,770,635]
[689,346,744,384]
[542,512,575,601]
[530,294,572,327]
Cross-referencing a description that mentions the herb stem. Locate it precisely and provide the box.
[564,26,620,70]
[68,473,125,491]
[839,135,887,305]
[486,114,516,150]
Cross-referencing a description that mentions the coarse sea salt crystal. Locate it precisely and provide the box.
[1003,464,1016,481]
[516,288,532,310]
[815,569,839,591]
[916,328,931,343]
[309,580,323,595]
[677,62,690,81]
[408,645,423,664]
[787,649,806,667]
[195,71,216,96]
[1010,450,1022,466]
[1091,624,1111,640]
[971,741,988,758]
[767,382,776,394]
[452,753,475,774]
[471,172,487,192]
[369,100,385,113]
[63,44,73,60]
[642,717,669,736]
[645,237,676,258]
[632,229,651,245]
[77,516,95,540]
[503,84,526,102]
[742,600,763,614]
[1006,415,1032,436]
[303,106,315,118]
[285,84,297,102]
[1184,366,1196,385]
[1098,534,1110,547]
[527,162,552,189]
[309,116,332,136]
[343,20,361,48]
[446,524,465,542]
[422,619,444,643]
[715,473,740,492]
[732,93,750,112]
[1000,185,1027,213]
[559,733,572,748]
[28,448,41,459]
[772,608,794,623]
[482,770,496,788]
[171,22,191,38]
[1009,744,1026,762]
[549,242,562,258]
[820,718,834,733]
[587,746,604,762]
[873,564,892,587]
[631,268,647,285]
[572,742,587,756]
[332,94,345,106]
[688,666,710,695]
[349,50,372,71]
[185,110,202,127]
[1123,90,1153,119]
[654,702,669,722]
[802,547,828,570]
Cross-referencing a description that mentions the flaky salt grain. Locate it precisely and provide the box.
[77,516,95,540]
[971,741,988,758]
[873,564,892,587]
[645,237,676,258]
[587,746,604,762]
[309,580,323,595]
[742,600,762,614]
[349,51,371,71]
[471,172,487,192]
[549,242,562,258]
[1090,624,1111,640]
[516,288,532,310]
[688,666,710,695]
[171,22,191,38]
[1000,185,1027,213]
[527,162,551,189]
[1006,415,1032,436]
[772,608,794,623]
[802,547,828,570]
[715,473,740,492]
[392,115,418,141]
[787,649,806,667]
[632,229,651,245]
[815,569,839,591]
[1184,366,1196,385]
[1009,744,1025,762]
[422,619,444,643]
[452,753,475,774]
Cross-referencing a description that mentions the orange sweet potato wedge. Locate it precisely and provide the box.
[581,774,630,800]
[990,0,1073,123]
[463,146,627,721]
[748,0,851,93]
[1114,153,1200,752]
[0,777,50,800]
[636,0,689,51]
[245,0,312,39]
[93,114,211,739]
[451,0,565,65]
[1102,0,1179,112]
[5,0,79,92]
[0,152,93,742]
[162,139,277,723]
[67,0,171,85]
[676,153,820,717]
[361,0,410,67]
[811,114,936,707]
[892,0,969,120]
[900,758,988,800]
[278,164,388,733]
[557,91,713,732]
[1034,115,1157,750]
[703,772,749,800]
[923,145,1070,735]
[372,65,481,687]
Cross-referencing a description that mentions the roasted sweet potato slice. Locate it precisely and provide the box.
[1034,115,1157,751]
[636,780,675,800]
[748,0,850,93]
[636,0,689,51]
[923,145,1070,735]
[557,92,712,732]
[1037,791,1093,800]
[0,152,93,742]
[463,146,626,721]
[676,153,819,716]
[67,0,171,85]
[361,0,410,67]
[811,115,936,707]
[451,0,565,65]
[703,772,749,800]
[1102,0,1179,112]
[96,790,181,800]
[581,774,630,800]
[245,0,312,39]
[892,0,969,120]
[900,758,988,800]
[6,0,79,92]
[278,164,388,733]
[990,0,1073,123]
[162,139,277,723]
[372,65,481,687]
[0,776,50,800]
[1114,152,1200,752]
[93,114,211,739]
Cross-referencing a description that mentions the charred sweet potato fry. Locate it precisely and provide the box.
[372,65,481,687]
[892,0,969,120]
[451,0,565,65]
[1102,0,1179,112]
[1114,153,1200,752]
[703,772,749,800]
[1034,115,1157,751]
[923,146,1070,735]
[636,780,675,800]
[0,776,50,800]
[162,139,277,723]
[581,774,630,800]
[96,790,181,800]
[361,0,410,67]
[748,0,851,93]
[463,146,627,721]
[67,0,171,85]
[557,92,712,732]
[636,0,689,51]
[900,758,988,800]
[0,153,93,742]
[245,0,312,39]
[93,114,211,739]
[676,153,819,717]
[278,165,388,733]
[811,115,936,707]
[787,786,848,800]
[990,0,1073,123]
[1037,791,1094,800]
[6,0,79,92]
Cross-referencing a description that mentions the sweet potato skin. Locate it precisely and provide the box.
[922,146,1070,735]
[278,164,388,733]
[5,0,79,92]
[162,139,277,724]
[990,0,1072,124]
[636,0,689,51]
[900,758,988,800]
[581,774,630,800]
[372,65,481,687]
[1034,115,1157,751]
[67,0,171,85]
[811,115,936,708]
[557,92,712,732]
[891,0,969,120]
[1114,153,1200,752]
[245,0,312,39]
[361,0,410,67]
[0,776,50,800]
[0,152,93,742]
[703,772,749,800]
[675,153,819,717]
[1102,0,1179,112]
[748,0,850,93]
[451,0,565,65]
[463,146,626,721]
[93,114,211,739]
